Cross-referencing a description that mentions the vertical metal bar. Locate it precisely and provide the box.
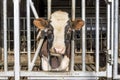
[71,31,75,71]
[29,0,39,18]
[71,0,76,71]
[113,0,119,78]
[47,0,52,19]
[13,0,20,80]
[106,2,112,78]
[111,0,114,68]
[72,0,75,21]
[27,0,31,71]
[82,0,86,71]
[107,4,111,50]
[3,0,8,72]
[95,0,100,73]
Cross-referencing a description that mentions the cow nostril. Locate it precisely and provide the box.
[54,47,65,54]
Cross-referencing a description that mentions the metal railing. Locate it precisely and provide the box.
[0,0,119,80]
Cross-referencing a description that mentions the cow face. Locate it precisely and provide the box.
[49,11,69,55]
[33,10,84,71]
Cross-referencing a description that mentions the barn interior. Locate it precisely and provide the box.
[0,0,120,79]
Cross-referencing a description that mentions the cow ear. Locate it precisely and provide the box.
[72,19,84,30]
[33,18,48,29]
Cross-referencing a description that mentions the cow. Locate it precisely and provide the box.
[33,10,84,71]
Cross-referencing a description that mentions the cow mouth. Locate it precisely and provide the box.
[49,55,62,69]
[49,48,65,69]
[41,55,69,71]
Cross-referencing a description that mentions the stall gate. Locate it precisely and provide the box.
[0,0,119,80]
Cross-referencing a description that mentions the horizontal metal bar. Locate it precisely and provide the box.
[0,77,8,80]
[21,71,106,77]
[0,71,106,77]
[113,75,120,79]
[28,76,97,80]
[0,72,14,77]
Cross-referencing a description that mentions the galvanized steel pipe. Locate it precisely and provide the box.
[113,0,119,78]
[95,0,100,73]
[82,0,86,71]
[47,0,51,19]
[27,0,31,71]
[13,0,20,79]
[3,0,8,72]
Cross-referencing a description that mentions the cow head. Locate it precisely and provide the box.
[33,10,84,71]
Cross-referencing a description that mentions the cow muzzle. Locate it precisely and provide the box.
[50,46,66,55]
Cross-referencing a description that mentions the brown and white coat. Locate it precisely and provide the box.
[33,10,84,71]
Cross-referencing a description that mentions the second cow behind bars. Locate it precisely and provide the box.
[33,10,84,71]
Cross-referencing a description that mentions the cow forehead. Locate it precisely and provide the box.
[50,11,69,23]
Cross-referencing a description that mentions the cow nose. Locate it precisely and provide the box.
[54,47,65,54]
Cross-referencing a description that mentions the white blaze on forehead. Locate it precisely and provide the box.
[50,11,69,24]
[50,11,69,54]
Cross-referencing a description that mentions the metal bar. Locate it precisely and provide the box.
[111,0,114,65]
[71,30,75,71]
[82,0,86,71]
[95,0,100,73]
[7,18,11,52]
[70,0,76,71]
[107,3,111,50]
[29,39,44,70]
[114,75,120,79]
[113,0,119,79]
[47,0,52,69]
[106,2,112,78]
[0,77,8,80]
[29,0,39,18]
[0,71,106,77]
[20,71,106,77]
[72,0,75,21]
[47,0,52,19]
[3,0,8,72]
[27,0,31,71]
[13,0,20,79]
[0,71,14,77]
[28,77,97,80]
